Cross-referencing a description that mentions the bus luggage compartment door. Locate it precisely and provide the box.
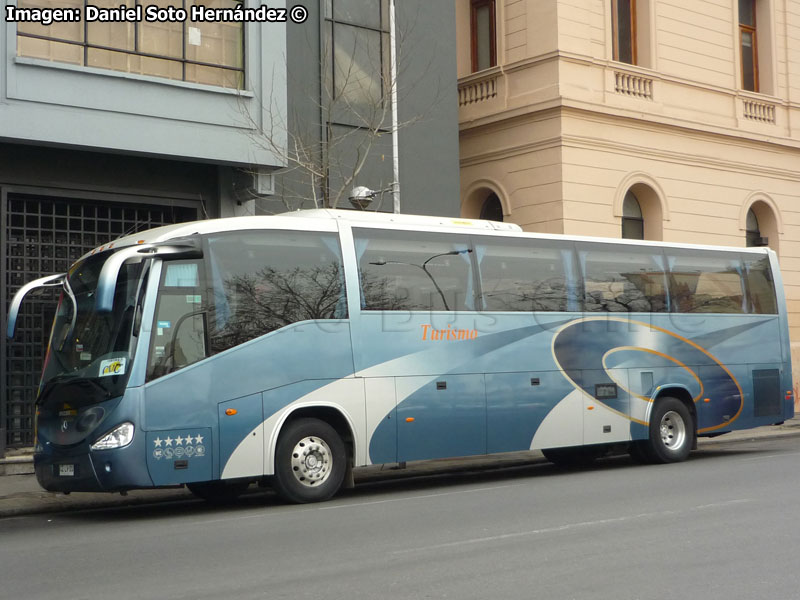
[396,374,486,462]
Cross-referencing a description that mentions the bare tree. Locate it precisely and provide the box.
[237,3,436,213]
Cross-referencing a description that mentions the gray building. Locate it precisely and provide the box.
[0,0,458,455]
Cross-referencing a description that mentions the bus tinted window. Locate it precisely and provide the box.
[744,254,778,314]
[667,251,745,313]
[579,244,668,313]
[147,259,207,381]
[474,237,574,312]
[356,228,474,311]
[207,230,346,353]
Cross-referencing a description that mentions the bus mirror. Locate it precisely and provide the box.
[95,245,156,313]
[6,273,65,339]
[95,242,203,313]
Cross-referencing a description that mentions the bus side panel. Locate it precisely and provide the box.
[143,320,355,484]
[219,393,264,479]
[396,374,486,462]
[354,312,577,463]
[487,371,579,453]
[366,377,397,465]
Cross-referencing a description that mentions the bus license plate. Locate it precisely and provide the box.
[58,464,75,477]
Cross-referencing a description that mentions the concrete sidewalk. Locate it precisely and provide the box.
[2,417,799,518]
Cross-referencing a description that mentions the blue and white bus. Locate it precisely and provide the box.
[6,210,794,503]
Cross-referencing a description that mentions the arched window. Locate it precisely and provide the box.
[480,193,504,221]
[746,208,767,246]
[621,190,643,239]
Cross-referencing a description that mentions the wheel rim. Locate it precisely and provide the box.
[659,410,687,451]
[289,436,333,488]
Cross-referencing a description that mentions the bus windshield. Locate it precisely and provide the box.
[38,251,146,407]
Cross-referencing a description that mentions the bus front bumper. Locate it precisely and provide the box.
[34,435,154,493]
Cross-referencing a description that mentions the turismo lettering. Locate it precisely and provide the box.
[420,324,478,341]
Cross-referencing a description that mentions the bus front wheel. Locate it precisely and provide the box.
[273,418,346,504]
[633,397,693,464]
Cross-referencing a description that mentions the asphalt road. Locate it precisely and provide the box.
[2,436,800,600]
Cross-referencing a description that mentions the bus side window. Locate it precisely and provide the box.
[473,237,572,312]
[743,254,778,314]
[356,228,474,312]
[666,252,746,314]
[205,230,346,354]
[578,244,668,313]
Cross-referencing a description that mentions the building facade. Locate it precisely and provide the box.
[0,0,459,454]
[456,0,800,407]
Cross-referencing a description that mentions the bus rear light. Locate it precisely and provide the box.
[91,423,134,451]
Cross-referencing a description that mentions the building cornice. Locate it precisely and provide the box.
[459,51,800,151]
[462,105,800,183]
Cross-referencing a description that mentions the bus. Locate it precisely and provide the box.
[6,210,793,503]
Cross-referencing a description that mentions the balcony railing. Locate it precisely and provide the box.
[742,98,776,124]
[458,71,498,106]
[614,71,653,100]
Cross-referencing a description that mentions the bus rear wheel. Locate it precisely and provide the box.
[273,418,346,504]
[632,397,694,464]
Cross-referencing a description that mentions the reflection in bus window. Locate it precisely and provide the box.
[474,237,575,312]
[667,252,746,313]
[744,254,778,314]
[356,229,474,312]
[206,230,346,354]
[580,244,668,313]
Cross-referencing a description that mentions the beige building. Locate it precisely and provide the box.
[456,0,800,407]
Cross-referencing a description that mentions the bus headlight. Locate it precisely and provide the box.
[91,423,134,451]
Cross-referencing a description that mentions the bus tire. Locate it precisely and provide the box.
[639,397,693,464]
[273,418,346,504]
[187,480,250,504]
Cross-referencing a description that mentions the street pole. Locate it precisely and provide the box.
[389,0,400,214]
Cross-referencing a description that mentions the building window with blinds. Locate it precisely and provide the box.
[15,0,245,89]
